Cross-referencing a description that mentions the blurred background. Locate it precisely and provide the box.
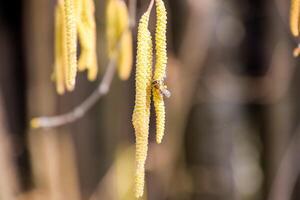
[0,0,300,199]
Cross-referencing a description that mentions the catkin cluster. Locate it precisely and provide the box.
[106,0,133,80]
[132,0,169,197]
[290,0,300,57]
[54,0,98,94]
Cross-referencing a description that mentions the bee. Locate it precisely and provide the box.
[152,80,171,98]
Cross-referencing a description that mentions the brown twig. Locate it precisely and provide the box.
[31,58,116,128]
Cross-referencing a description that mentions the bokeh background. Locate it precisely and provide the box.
[0,0,300,199]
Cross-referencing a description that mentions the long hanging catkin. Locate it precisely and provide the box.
[132,10,153,198]
[106,0,133,80]
[63,0,77,91]
[77,0,98,81]
[116,0,133,80]
[153,0,168,144]
[117,29,133,80]
[54,1,66,95]
[106,0,119,58]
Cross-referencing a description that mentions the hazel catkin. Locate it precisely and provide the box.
[116,0,133,80]
[54,1,66,95]
[290,0,300,37]
[77,0,98,81]
[153,0,168,144]
[63,0,77,90]
[106,0,133,80]
[132,10,153,198]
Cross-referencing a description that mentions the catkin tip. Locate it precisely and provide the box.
[66,82,75,91]
[156,136,163,144]
[135,171,145,198]
[57,86,65,95]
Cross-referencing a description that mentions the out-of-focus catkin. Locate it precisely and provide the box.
[53,0,98,95]
[290,0,300,37]
[290,0,300,57]
[77,0,98,81]
[106,0,133,80]
[153,0,168,143]
[106,0,119,58]
[54,1,66,95]
[63,0,77,91]
[118,30,133,80]
[132,11,152,198]
[116,0,133,80]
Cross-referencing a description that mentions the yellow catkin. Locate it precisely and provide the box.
[290,0,300,37]
[63,0,77,91]
[106,0,119,58]
[106,0,133,80]
[132,11,152,198]
[115,0,128,38]
[74,0,82,21]
[153,0,167,144]
[153,85,165,143]
[75,0,85,72]
[77,0,98,81]
[116,0,133,80]
[61,1,69,93]
[118,30,133,80]
[54,1,66,95]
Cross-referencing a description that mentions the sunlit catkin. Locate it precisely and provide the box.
[106,0,133,80]
[54,1,66,95]
[116,0,133,80]
[290,0,300,37]
[63,0,77,90]
[132,10,152,198]
[118,30,133,80]
[77,0,98,81]
[106,0,119,58]
[153,0,168,144]
[153,83,165,143]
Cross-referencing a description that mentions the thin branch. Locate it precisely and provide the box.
[147,0,155,13]
[32,59,116,128]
